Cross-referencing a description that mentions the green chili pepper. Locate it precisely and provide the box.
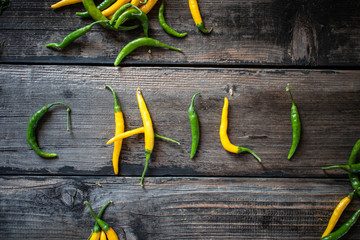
[109,3,133,25]
[46,20,108,49]
[82,0,138,31]
[87,200,112,240]
[114,8,148,37]
[76,0,116,18]
[348,139,360,196]
[188,92,200,159]
[84,201,111,232]
[26,102,70,158]
[114,37,181,66]
[286,83,301,160]
[158,0,187,38]
[321,209,360,240]
[322,163,360,173]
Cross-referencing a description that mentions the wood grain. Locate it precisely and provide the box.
[1,65,359,177]
[0,176,359,239]
[0,0,359,66]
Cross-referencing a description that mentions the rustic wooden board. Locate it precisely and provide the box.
[1,176,359,239]
[1,65,359,177]
[0,0,359,66]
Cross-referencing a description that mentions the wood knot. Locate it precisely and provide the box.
[291,9,318,65]
[59,186,83,208]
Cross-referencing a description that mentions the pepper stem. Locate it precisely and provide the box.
[286,83,295,103]
[239,147,262,163]
[105,85,121,113]
[154,133,180,145]
[140,151,151,187]
[322,165,350,171]
[188,92,200,114]
[50,102,71,131]
[84,201,110,232]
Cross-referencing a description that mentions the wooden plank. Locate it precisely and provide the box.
[0,0,359,66]
[1,65,360,177]
[0,176,359,239]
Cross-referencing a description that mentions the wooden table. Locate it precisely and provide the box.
[1,0,360,239]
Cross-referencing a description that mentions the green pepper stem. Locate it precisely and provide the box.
[322,165,350,171]
[84,201,110,232]
[188,92,200,114]
[105,85,121,113]
[154,133,180,145]
[140,151,151,187]
[286,83,295,103]
[239,147,262,163]
[49,102,71,131]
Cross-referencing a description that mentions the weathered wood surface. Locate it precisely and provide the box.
[1,65,359,177]
[0,0,359,66]
[1,176,359,239]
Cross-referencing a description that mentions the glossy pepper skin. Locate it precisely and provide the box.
[188,0,211,33]
[26,102,70,158]
[321,209,360,240]
[219,97,261,162]
[102,0,130,17]
[286,83,301,160]
[76,0,117,18]
[114,37,181,66]
[46,20,107,49]
[348,139,360,196]
[188,92,200,159]
[88,201,112,240]
[105,85,124,175]
[114,8,149,37]
[85,201,119,240]
[321,191,355,238]
[51,0,82,8]
[109,3,133,25]
[139,0,157,14]
[137,88,154,187]
[158,0,187,38]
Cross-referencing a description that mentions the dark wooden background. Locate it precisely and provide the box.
[1,0,360,239]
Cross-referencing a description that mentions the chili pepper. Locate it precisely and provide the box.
[51,0,82,8]
[105,85,124,175]
[158,0,187,38]
[348,139,360,196]
[26,102,70,158]
[321,191,355,238]
[219,97,261,162]
[109,3,133,25]
[286,83,301,160]
[114,8,148,37]
[322,163,360,173]
[84,201,119,240]
[0,0,10,15]
[189,0,211,33]
[114,37,181,66]
[76,0,116,18]
[88,201,112,240]
[139,0,157,14]
[188,92,200,159]
[106,126,180,145]
[321,208,360,240]
[101,0,130,17]
[83,0,137,31]
[46,20,108,49]
[100,231,107,240]
[137,88,154,187]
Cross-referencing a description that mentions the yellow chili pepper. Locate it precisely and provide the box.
[105,85,124,175]
[107,127,145,144]
[89,232,101,240]
[321,191,355,238]
[219,97,261,162]
[139,0,157,14]
[51,0,82,8]
[102,0,130,17]
[188,0,211,33]
[136,88,154,186]
[100,231,107,240]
